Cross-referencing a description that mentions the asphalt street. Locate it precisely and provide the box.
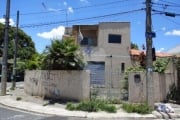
[0,105,46,120]
[0,105,90,120]
[1,105,168,120]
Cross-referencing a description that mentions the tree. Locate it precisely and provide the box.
[131,42,139,50]
[41,37,85,70]
[153,58,169,73]
[0,23,37,81]
[0,23,36,60]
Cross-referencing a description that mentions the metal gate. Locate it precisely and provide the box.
[86,62,127,100]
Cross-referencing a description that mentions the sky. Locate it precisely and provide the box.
[0,0,180,53]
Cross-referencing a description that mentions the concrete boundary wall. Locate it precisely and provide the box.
[24,70,90,101]
[128,72,177,103]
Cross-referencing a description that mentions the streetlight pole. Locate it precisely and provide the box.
[145,0,154,108]
[1,0,11,95]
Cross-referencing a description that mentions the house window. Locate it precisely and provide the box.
[80,37,89,45]
[108,34,121,44]
[121,63,125,73]
[80,37,97,46]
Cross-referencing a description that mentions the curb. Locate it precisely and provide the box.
[0,96,156,119]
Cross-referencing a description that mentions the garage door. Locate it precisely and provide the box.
[85,61,105,85]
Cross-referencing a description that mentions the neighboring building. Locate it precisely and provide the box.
[65,22,131,87]
[129,49,179,102]
[129,49,173,67]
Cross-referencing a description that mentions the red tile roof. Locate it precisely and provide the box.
[130,49,143,56]
[130,49,173,57]
[156,52,172,57]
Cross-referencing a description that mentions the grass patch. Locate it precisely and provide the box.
[16,97,22,101]
[66,102,76,111]
[66,100,117,113]
[108,99,122,104]
[122,102,152,114]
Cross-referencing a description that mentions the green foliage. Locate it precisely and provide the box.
[108,98,122,104]
[0,23,36,60]
[41,38,85,70]
[0,23,37,81]
[66,100,117,113]
[153,58,170,73]
[16,97,22,101]
[131,42,139,50]
[122,102,152,114]
[25,53,43,70]
[66,103,76,110]
[76,101,99,112]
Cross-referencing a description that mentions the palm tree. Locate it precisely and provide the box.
[41,37,85,70]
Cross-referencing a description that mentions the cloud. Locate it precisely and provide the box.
[165,29,180,36]
[161,27,166,31]
[63,1,74,13]
[63,1,67,6]
[0,18,15,26]
[157,48,165,52]
[37,26,65,40]
[167,44,180,54]
[68,7,74,13]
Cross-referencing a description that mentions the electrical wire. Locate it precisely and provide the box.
[158,0,180,6]
[151,2,180,12]
[12,0,144,25]
[20,8,145,28]
[17,0,131,16]
[152,9,180,16]
[161,15,180,26]
[152,2,180,8]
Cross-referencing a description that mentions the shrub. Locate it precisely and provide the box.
[153,58,169,73]
[66,102,76,110]
[108,98,122,104]
[122,102,152,114]
[16,97,22,101]
[66,100,117,113]
[99,104,117,113]
[76,101,99,112]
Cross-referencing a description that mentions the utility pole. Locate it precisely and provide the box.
[1,0,11,95]
[145,0,154,108]
[11,11,19,90]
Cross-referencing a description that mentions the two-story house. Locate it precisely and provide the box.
[65,22,131,88]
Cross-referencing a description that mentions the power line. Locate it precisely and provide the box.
[20,8,145,28]
[152,2,180,8]
[17,0,131,16]
[152,9,180,16]
[151,2,180,12]
[161,15,180,26]
[158,0,180,6]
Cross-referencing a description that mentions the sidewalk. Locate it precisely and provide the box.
[0,82,180,119]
